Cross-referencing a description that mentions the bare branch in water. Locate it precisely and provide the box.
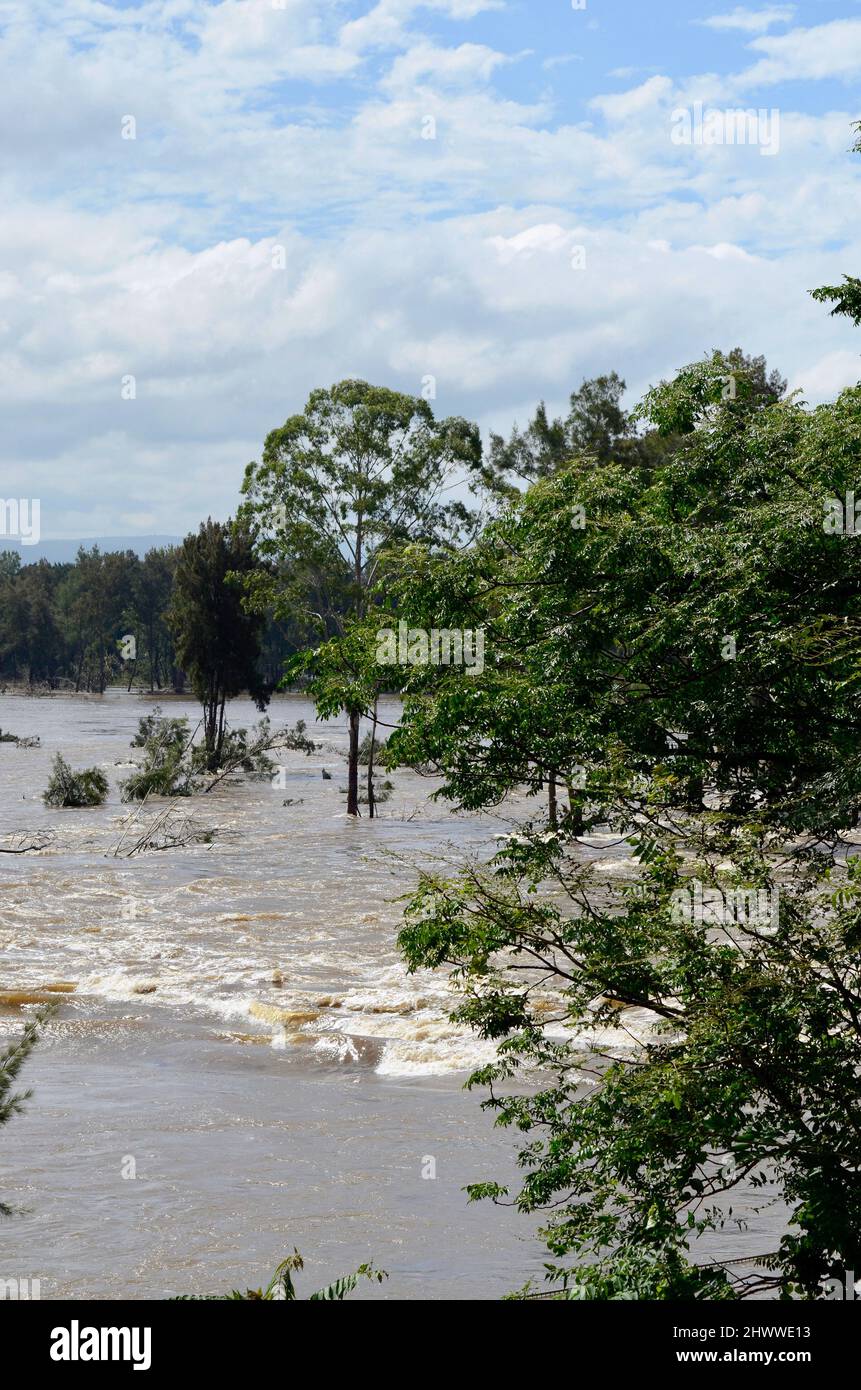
[0,829,56,854]
[117,806,238,857]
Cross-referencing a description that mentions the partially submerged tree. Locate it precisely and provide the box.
[240,379,481,815]
[121,709,195,800]
[1,1008,52,1216]
[43,754,109,808]
[287,614,398,818]
[168,520,269,770]
[121,707,298,801]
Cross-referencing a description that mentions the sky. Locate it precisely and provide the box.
[1,0,860,540]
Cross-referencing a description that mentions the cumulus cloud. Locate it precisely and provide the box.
[381,41,514,91]
[788,351,861,402]
[340,0,503,53]
[589,75,675,122]
[1,0,860,537]
[699,7,795,35]
[740,18,861,86]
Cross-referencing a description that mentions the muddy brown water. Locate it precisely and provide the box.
[0,690,781,1298]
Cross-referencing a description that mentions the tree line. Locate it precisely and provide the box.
[0,350,784,799]
[0,537,311,696]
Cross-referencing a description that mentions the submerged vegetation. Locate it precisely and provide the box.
[122,709,195,801]
[42,753,109,808]
[0,1009,53,1217]
[171,1251,386,1301]
[120,708,315,802]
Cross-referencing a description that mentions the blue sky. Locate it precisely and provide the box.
[1,0,860,538]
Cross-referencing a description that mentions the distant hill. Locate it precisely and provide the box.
[0,536,182,565]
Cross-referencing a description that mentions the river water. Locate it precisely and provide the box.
[0,690,553,1300]
[0,690,782,1299]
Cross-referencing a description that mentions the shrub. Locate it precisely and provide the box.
[198,718,278,778]
[122,709,192,801]
[43,754,109,808]
[123,709,317,799]
[171,1251,386,1301]
[357,731,386,766]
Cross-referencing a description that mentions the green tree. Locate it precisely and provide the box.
[1,1009,52,1216]
[0,560,66,686]
[168,520,268,770]
[487,372,638,485]
[388,311,861,1297]
[57,547,137,693]
[130,547,177,692]
[174,1250,386,1301]
[43,753,109,807]
[240,379,481,815]
[287,613,403,817]
[486,357,783,494]
[0,551,21,581]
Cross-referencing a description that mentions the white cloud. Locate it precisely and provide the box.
[699,6,795,35]
[543,53,583,71]
[4,194,859,535]
[589,75,674,122]
[382,41,514,91]
[486,223,576,263]
[340,0,503,53]
[741,18,861,85]
[1,0,860,536]
[789,350,861,401]
[690,241,759,261]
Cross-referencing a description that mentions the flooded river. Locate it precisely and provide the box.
[0,689,781,1299]
[0,690,548,1300]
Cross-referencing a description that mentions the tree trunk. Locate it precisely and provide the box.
[347,708,360,816]
[203,695,217,767]
[548,769,557,829]
[566,781,585,836]
[367,699,378,819]
[216,697,227,765]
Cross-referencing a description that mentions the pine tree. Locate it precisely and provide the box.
[1,1009,51,1217]
[168,519,269,770]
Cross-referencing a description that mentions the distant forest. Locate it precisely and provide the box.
[0,543,309,694]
